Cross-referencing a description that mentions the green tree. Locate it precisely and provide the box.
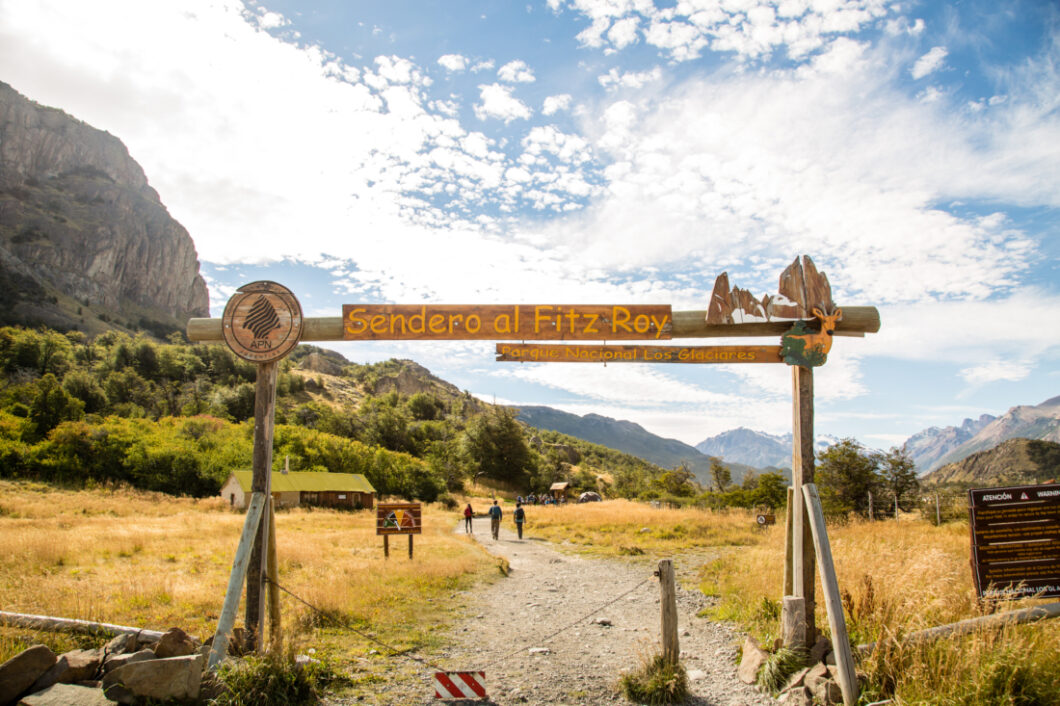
[61,370,108,414]
[655,464,698,497]
[709,458,732,491]
[27,374,84,440]
[752,471,787,510]
[461,407,536,485]
[816,438,881,517]
[878,446,919,512]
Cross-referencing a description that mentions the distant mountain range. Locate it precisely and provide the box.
[904,396,1060,473]
[694,427,839,469]
[510,405,759,485]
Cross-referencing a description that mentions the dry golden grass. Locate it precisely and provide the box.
[699,515,1060,704]
[517,499,763,557]
[0,480,495,666]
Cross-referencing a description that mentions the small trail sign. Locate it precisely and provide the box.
[376,503,422,535]
[434,671,487,700]
[969,484,1060,600]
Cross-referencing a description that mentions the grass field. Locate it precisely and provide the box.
[2,483,1057,704]
[0,480,496,684]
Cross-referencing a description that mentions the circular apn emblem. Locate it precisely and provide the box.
[221,281,303,363]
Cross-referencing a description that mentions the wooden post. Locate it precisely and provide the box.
[208,492,267,670]
[935,493,941,526]
[245,361,278,653]
[868,490,873,521]
[384,535,390,559]
[783,486,794,597]
[782,596,807,648]
[266,497,282,654]
[802,483,858,706]
[408,534,414,560]
[790,365,816,647]
[894,494,899,521]
[658,559,679,664]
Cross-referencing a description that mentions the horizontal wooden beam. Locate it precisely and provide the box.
[0,611,166,642]
[858,601,1060,655]
[187,306,879,344]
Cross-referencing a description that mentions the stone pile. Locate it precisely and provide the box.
[0,627,205,705]
[738,635,860,706]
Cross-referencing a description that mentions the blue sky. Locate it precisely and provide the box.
[1,0,1057,449]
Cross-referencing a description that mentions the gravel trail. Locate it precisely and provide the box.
[336,521,778,706]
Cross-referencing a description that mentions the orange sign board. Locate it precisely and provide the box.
[495,343,784,364]
[343,305,672,341]
[376,502,422,535]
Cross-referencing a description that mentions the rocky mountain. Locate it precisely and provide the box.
[922,438,1060,487]
[0,81,208,336]
[902,414,997,472]
[694,427,838,469]
[901,396,1060,473]
[926,396,1060,470]
[510,405,756,485]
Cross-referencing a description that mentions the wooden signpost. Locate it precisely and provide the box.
[190,255,880,684]
[377,502,422,559]
[970,484,1060,600]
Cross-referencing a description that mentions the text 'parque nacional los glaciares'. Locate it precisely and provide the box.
[342,305,672,341]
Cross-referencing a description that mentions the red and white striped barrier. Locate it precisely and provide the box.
[434,671,487,700]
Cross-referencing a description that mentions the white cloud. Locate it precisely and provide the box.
[542,93,573,115]
[911,46,948,80]
[525,54,1056,305]
[474,83,532,122]
[560,0,893,61]
[598,66,662,89]
[437,53,468,71]
[960,360,1034,385]
[497,59,536,83]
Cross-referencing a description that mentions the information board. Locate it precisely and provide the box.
[969,484,1060,600]
[376,502,422,536]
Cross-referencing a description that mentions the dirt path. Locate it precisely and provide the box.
[336,522,777,705]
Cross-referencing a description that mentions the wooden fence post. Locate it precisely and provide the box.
[658,559,679,664]
[802,483,858,706]
[783,486,794,597]
[935,493,941,526]
[245,360,278,653]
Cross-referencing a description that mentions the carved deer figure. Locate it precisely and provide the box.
[780,308,843,366]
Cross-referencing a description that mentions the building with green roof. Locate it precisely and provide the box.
[220,471,375,511]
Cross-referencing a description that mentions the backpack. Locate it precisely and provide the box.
[514,507,525,522]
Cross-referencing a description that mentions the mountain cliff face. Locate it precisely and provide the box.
[902,414,997,473]
[923,438,1060,487]
[0,81,208,334]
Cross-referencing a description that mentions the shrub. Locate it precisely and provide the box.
[619,654,689,705]
[210,654,339,706]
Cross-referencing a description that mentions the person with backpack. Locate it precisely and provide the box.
[513,502,526,540]
[488,499,502,540]
[463,503,474,533]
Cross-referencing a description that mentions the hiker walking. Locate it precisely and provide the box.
[463,503,474,533]
[514,501,526,540]
[488,500,502,540]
